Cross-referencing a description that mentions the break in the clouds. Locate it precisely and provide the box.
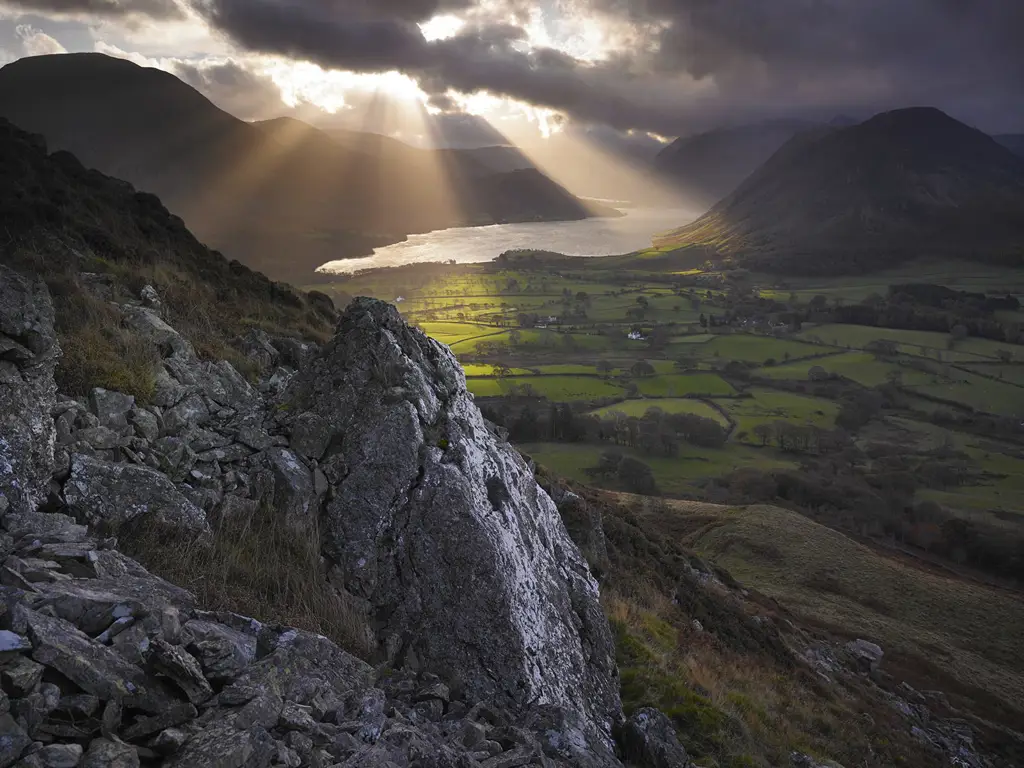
[4,0,1024,134]
[183,0,1024,133]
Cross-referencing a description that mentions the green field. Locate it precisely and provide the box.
[589,398,730,427]
[521,442,795,496]
[634,373,735,397]
[467,375,623,401]
[797,324,1024,362]
[417,321,497,345]
[759,351,936,388]
[702,334,825,363]
[712,389,840,441]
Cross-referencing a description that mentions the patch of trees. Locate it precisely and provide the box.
[585,451,658,494]
[711,461,1024,583]
[811,286,1023,344]
[481,401,729,456]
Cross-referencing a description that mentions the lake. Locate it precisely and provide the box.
[319,207,699,274]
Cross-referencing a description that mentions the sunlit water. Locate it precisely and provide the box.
[319,207,699,274]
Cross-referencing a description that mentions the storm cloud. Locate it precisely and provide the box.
[3,0,184,19]
[182,0,1024,133]
[7,0,1024,134]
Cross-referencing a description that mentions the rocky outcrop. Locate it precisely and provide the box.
[0,265,59,515]
[283,298,622,763]
[0,274,642,766]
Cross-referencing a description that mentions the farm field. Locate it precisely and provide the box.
[759,351,938,388]
[520,442,796,496]
[797,324,1023,362]
[634,373,736,397]
[701,334,825,364]
[711,389,840,442]
[466,375,624,401]
[589,398,730,427]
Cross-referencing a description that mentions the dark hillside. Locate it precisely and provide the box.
[0,53,606,282]
[656,108,1024,274]
[0,117,334,395]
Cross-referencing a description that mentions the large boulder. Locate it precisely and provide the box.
[282,298,622,762]
[0,265,59,515]
[64,454,209,534]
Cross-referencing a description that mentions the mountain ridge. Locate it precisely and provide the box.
[0,53,611,283]
[655,107,1024,274]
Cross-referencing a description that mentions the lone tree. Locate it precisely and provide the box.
[596,360,615,377]
[630,360,656,378]
[808,365,829,381]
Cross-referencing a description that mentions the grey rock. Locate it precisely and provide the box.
[1,655,44,697]
[288,413,333,461]
[122,702,197,742]
[0,266,58,515]
[273,337,316,370]
[479,746,534,768]
[25,610,175,714]
[16,743,83,768]
[237,330,278,371]
[120,305,193,361]
[186,428,232,453]
[164,720,275,768]
[163,395,210,436]
[618,708,691,768]
[846,639,883,673]
[64,455,209,534]
[11,680,59,735]
[74,427,120,452]
[80,739,139,768]
[54,693,101,719]
[279,702,317,732]
[0,712,30,768]
[139,284,162,313]
[89,389,135,431]
[150,438,196,482]
[264,449,317,535]
[3,511,87,544]
[149,727,189,755]
[183,619,256,682]
[202,361,261,412]
[149,639,213,705]
[283,299,621,759]
[127,409,160,442]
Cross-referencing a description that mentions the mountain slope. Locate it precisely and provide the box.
[996,133,1024,157]
[654,119,817,205]
[0,53,606,283]
[656,107,1024,273]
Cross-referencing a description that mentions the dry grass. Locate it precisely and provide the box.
[50,278,160,402]
[118,504,371,660]
[557,483,986,768]
[685,503,1024,723]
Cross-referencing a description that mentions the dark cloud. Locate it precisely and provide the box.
[172,58,285,120]
[3,0,184,19]
[15,0,1024,133]
[186,0,1024,133]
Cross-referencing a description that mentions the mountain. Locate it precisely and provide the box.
[0,53,608,283]
[654,119,818,205]
[655,107,1024,274]
[996,133,1024,157]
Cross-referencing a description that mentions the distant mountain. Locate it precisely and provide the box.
[656,107,1024,274]
[0,54,609,283]
[995,134,1024,157]
[654,119,818,205]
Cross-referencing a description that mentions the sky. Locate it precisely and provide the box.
[1,0,1022,147]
